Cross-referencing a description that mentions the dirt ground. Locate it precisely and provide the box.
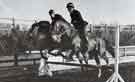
[0,62,135,82]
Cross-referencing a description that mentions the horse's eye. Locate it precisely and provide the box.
[88,31,91,33]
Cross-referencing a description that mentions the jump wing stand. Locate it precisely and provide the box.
[106,25,125,82]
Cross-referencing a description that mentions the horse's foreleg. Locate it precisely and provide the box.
[40,49,48,60]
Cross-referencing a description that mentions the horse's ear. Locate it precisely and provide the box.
[32,23,38,27]
[38,21,50,25]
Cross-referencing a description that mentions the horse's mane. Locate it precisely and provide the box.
[29,21,50,33]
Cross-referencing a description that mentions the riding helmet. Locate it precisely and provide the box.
[49,9,54,15]
[66,2,74,8]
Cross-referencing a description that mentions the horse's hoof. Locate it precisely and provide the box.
[98,73,101,78]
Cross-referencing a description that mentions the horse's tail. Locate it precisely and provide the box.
[106,46,115,58]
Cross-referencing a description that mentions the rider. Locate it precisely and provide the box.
[48,9,67,40]
[66,2,88,51]
[48,9,74,61]
[49,9,63,22]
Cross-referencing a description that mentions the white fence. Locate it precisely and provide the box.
[120,46,135,56]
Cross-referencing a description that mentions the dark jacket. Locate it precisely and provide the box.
[70,9,88,30]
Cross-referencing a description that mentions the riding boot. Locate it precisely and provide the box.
[78,31,88,53]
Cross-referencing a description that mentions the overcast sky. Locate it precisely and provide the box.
[0,0,135,24]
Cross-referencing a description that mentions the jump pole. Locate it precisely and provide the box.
[106,25,125,82]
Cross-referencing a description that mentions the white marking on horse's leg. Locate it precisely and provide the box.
[96,64,102,78]
[98,67,102,78]
[38,58,53,77]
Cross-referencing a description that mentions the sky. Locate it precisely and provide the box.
[0,0,135,24]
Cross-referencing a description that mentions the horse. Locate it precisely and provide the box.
[28,19,90,72]
[28,19,114,78]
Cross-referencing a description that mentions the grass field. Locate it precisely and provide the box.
[0,56,135,82]
[0,62,135,82]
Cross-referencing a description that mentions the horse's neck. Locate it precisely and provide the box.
[53,20,71,31]
[33,26,39,35]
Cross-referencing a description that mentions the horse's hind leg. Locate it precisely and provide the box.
[83,52,89,64]
[101,51,109,65]
[94,53,100,66]
[76,51,85,71]
[94,51,102,78]
[82,52,89,71]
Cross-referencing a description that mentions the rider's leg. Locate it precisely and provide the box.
[79,32,88,46]
[78,30,88,64]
